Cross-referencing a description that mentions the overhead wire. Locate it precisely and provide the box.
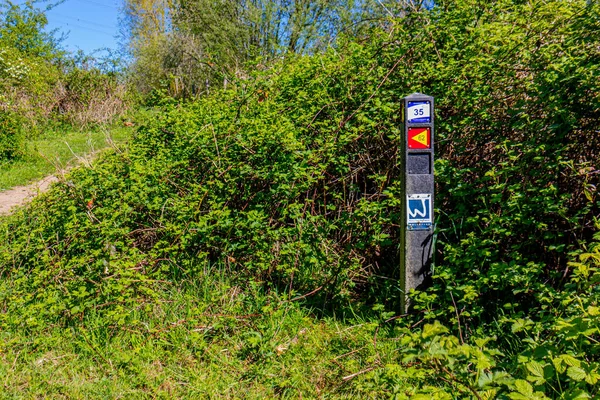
[51,11,118,30]
[72,0,120,10]
[46,0,121,37]
[51,18,115,36]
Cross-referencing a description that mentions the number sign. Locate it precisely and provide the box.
[407,101,431,123]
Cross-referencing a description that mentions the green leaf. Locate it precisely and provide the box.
[526,361,546,385]
[553,357,566,374]
[585,371,599,385]
[514,379,533,396]
[421,321,449,339]
[567,366,587,382]
[563,389,591,400]
[480,389,499,400]
[508,393,530,400]
[561,355,581,368]
[512,318,534,333]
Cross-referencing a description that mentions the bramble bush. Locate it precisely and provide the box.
[0,0,598,397]
[0,110,23,161]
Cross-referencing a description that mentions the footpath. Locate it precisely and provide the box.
[0,175,58,215]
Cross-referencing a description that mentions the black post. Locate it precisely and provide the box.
[400,93,435,311]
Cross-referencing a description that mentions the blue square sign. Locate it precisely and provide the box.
[407,101,431,123]
[407,194,432,230]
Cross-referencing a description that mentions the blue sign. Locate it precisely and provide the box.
[407,194,432,230]
[407,101,431,123]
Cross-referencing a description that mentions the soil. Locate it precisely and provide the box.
[0,175,59,215]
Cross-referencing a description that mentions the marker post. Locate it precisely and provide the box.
[400,93,435,312]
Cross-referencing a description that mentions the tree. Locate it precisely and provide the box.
[0,0,61,58]
[122,0,408,98]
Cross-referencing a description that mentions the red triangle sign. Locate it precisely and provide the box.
[408,128,431,149]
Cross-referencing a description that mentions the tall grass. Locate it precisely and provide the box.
[0,264,388,398]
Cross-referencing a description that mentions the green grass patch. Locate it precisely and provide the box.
[0,270,391,399]
[0,126,131,191]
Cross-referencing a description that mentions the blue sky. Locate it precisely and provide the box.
[44,0,122,55]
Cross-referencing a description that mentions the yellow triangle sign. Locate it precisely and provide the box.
[413,130,428,146]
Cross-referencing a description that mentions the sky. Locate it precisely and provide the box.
[44,0,122,56]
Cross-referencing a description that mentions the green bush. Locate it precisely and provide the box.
[0,111,23,161]
[0,1,129,131]
[52,66,128,127]
[0,66,405,328]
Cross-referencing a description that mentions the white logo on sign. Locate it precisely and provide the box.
[407,194,432,227]
[408,198,429,219]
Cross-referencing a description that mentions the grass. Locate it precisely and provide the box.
[0,268,394,399]
[0,125,131,191]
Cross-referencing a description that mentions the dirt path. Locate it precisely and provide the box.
[0,175,60,215]
[0,148,100,216]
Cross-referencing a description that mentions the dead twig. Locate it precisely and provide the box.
[289,285,324,302]
[342,365,378,382]
[449,291,464,344]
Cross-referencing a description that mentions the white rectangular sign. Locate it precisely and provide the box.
[407,193,432,230]
[407,101,431,123]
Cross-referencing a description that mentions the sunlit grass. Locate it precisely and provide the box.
[0,126,131,191]
[0,270,387,398]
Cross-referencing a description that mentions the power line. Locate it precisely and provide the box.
[51,11,118,29]
[73,0,120,10]
[52,18,115,36]
[4,0,120,10]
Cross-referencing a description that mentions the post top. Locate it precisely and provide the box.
[403,92,433,101]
